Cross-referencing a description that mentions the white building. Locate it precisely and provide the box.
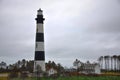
[73,59,82,69]
[73,59,101,74]
[47,68,57,76]
[81,61,101,74]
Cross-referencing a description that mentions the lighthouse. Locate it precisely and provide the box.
[34,9,45,72]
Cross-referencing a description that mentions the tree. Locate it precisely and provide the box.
[111,56,113,71]
[106,56,110,71]
[26,60,34,73]
[118,55,120,71]
[51,61,56,69]
[98,56,103,69]
[22,59,26,67]
[57,63,64,75]
[17,60,21,68]
[113,55,117,71]
[104,56,107,71]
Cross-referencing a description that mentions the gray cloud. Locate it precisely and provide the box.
[0,0,120,67]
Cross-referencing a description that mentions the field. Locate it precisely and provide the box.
[7,76,120,80]
[0,72,120,80]
[0,73,8,80]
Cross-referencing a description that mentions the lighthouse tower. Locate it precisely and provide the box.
[34,9,45,72]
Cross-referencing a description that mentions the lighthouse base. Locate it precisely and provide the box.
[34,61,45,72]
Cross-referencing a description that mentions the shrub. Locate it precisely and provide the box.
[9,72,18,79]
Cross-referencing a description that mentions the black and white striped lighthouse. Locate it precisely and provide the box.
[34,9,45,72]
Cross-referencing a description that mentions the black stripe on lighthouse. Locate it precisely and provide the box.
[36,15,45,23]
[36,33,44,42]
[35,51,45,60]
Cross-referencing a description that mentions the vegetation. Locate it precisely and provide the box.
[5,76,120,80]
[0,59,65,80]
[0,56,120,80]
[0,77,8,80]
[46,61,64,75]
[98,55,120,72]
[0,59,64,74]
[9,72,18,78]
[0,59,34,73]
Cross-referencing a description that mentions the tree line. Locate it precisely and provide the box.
[98,55,120,72]
[0,59,34,73]
[0,59,64,74]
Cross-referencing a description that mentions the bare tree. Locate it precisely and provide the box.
[104,56,107,71]
[118,55,120,71]
[98,56,104,69]
[107,56,110,71]
[111,56,113,71]
[113,55,117,71]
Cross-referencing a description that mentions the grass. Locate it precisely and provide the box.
[0,77,8,80]
[9,76,120,80]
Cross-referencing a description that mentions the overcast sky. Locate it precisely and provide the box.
[0,0,120,67]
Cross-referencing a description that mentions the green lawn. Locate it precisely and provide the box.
[10,76,120,80]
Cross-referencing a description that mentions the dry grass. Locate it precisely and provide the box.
[0,77,8,80]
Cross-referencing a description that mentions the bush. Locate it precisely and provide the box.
[20,72,28,80]
[9,72,18,79]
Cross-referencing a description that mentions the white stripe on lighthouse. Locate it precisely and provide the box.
[34,61,45,72]
[35,42,44,51]
[36,23,44,33]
